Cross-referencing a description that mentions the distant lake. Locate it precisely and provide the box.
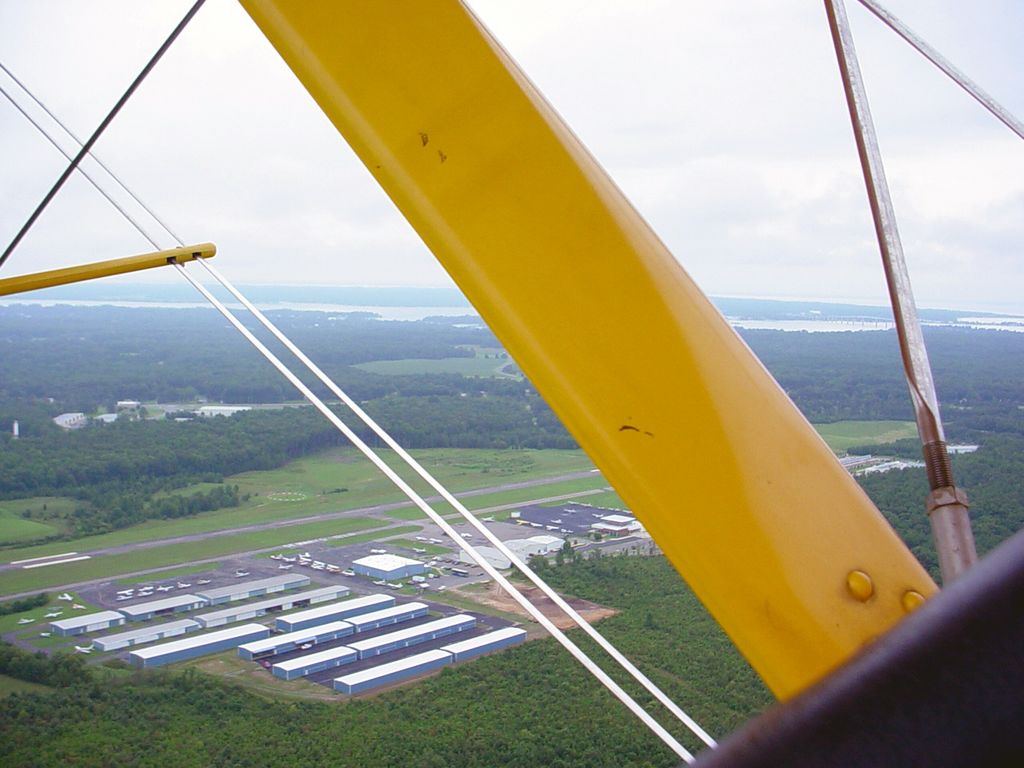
[0,299,477,322]
[728,318,895,333]
[2,297,1021,332]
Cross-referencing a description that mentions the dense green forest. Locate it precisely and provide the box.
[0,306,494,412]
[857,433,1024,580]
[0,556,770,767]
[3,306,1022,424]
[1,306,1022,545]
[1,305,1022,765]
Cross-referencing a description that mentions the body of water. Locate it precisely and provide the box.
[3,298,1022,332]
[0,299,476,322]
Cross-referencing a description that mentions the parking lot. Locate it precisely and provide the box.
[512,501,632,536]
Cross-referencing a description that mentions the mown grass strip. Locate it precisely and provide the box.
[812,420,917,452]
[2,449,595,563]
[0,517,386,596]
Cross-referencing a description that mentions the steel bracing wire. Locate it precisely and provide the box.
[1,52,716,753]
[174,261,698,763]
[825,0,977,582]
[0,60,188,246]
[0,0,205,269]
[0,81,163,251]
[195,256,717,749]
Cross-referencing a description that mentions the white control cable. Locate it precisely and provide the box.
[196,256,716,749]
[175,262,697,764]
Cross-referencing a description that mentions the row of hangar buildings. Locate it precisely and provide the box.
[49,554,443,641]
[49,574,526,696]
[49,574,323,639]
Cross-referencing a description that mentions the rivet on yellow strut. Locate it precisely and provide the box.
[846,570,874,602]
[902,590,926,613]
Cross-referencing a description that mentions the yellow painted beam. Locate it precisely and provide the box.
[0,243,216,297]
[240,1,936,698]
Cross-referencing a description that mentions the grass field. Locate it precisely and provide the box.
[0,591,96,635]
[354,346,520,379]
[190,652,339,702]
[813,420,918,452]
[0,498,69,545]
[0,674,52,698]
[1,449,595,565]
[559,490,628,511]
[0,518,393,596]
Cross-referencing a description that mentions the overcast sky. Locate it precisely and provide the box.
[0,0,1021,312]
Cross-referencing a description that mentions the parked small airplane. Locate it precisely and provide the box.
[235,571,250,577]
[17,618,33,624]
[39,632,51,638]
[278,564,294,570]
[156,585,174,592]
[197,579,211,585]
[74,646,92,654]
[58,593,74,601]
[44,611,63,618]
[177,582,191,588]
[72,604,86,609]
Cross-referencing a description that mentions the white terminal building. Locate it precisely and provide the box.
[591,514,643,537]
[460,535,566,570]
[196,405,251,418]
[52,412,86,430]
[352,554,426,581]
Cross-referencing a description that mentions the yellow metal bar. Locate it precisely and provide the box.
[240,1,936,698]
[0,243,216,297]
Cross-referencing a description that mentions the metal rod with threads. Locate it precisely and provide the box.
[824,0,977,583]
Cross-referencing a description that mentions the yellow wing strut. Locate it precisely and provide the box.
[0,243,216,297]
[239,1,935,698]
